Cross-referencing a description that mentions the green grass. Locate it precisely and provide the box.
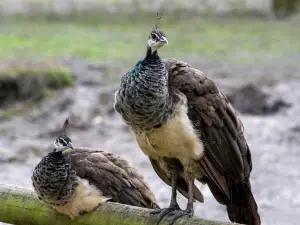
[0,13,300,66]
[0,59,73,88]
[0,59,74,117]
[0,60,73,119]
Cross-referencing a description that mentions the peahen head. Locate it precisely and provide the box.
[54,118,74,151]
[54,134,73,151]
[147,13,168,54]
[147,29,168,54]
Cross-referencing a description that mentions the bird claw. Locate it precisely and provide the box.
[165,209,194,225]
[150,203,181,225]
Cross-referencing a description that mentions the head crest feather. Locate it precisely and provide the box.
[153,12,163,30]
[62,118,69,133]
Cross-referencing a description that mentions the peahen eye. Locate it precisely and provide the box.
[151,34,157,39]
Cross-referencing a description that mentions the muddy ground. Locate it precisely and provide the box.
[0,55,299,225]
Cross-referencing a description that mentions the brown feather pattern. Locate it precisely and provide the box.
[164,58,246,181]
[162,58,260,225]
[64,147,160,209]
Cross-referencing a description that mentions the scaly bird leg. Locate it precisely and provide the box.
[150,169,181,224]
[165,175,194,225]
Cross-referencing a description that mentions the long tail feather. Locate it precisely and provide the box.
[226,179,261,225]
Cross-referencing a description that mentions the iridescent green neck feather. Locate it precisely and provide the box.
[115,46,174,131]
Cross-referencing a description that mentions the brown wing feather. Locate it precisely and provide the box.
[198,154,229,198]
[162,58,260,225]
[63,147,160,209]
[149,157,204,203]
[163,58,252,188]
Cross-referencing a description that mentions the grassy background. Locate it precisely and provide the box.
[0,13,299,67]
[0,58,73,119]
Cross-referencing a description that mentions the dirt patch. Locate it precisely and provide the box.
[226,83,291,115]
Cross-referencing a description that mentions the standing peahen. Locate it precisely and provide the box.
[32,119,160,219]
[114,14,261,225]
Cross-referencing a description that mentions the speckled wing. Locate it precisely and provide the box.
[63,147,160,209]
[163,58,252,198]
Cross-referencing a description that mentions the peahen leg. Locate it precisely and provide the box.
[165,175,194,225]
[150,169,181,224]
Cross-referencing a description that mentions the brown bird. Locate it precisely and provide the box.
[114,14,260,225]
[32,119,160,219]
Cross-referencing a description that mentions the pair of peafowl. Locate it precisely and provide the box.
[32,14,261,225]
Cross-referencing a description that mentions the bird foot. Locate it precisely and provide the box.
[165,209,194,225]
[150,203,181,225]
[164,203,194,225]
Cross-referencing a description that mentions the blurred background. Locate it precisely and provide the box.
[0,0,299,224]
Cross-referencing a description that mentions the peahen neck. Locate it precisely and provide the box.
[145,46,158,58]
[44,151,68,165]
[44,151,71,176]
[115,46,174,131]
[33,151,76,205]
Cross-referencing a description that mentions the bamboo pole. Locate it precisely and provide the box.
[0,184,238,225]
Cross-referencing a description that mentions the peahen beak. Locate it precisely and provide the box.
[67,142,74,150]
[159,36,168,44]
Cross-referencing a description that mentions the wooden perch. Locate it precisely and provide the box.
[0,184,239,225]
